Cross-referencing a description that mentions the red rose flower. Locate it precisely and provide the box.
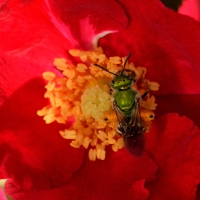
[0,0,200,200]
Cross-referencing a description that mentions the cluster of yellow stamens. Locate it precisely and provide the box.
[37,47,159,161]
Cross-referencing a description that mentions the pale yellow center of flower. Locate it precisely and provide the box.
[37,47,160,161]
[81,85,111,121]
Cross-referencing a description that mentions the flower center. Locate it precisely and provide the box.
[81,85,111,121]
[37,47,159,161]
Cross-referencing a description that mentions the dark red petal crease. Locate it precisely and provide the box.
[99,0,200,95]
[145,113,200,200]
[195,184,200,200]
[156,94,200,128]
[5,150,157,200]
[0,73,84,190]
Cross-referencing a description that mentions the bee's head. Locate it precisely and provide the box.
[93,53,134,90]
[111,73,133,90]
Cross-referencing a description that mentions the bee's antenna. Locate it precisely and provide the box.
[121,53,131,75]
[93,64,118,77]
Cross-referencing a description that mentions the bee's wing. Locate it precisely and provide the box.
[113,100,145,157]
[124,99,145,157]
[113,102,128,135]
[127,99,144,133]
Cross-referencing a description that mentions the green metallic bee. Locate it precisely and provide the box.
[94,54,149,156]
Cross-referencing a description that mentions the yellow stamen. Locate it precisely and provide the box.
[148,81,160,91]
[76,63,88,73]
[43,72,56,81]
[38,47,159,161]
[60,130,77,139]
[141,95,157,110]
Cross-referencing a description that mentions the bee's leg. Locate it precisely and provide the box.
[109,88,113,96]
[117,125,123,136]
[141,88,149,99]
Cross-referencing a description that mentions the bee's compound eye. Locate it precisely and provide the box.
[111,80,114,85]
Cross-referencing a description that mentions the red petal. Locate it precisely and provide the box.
[44,0,128,49]
[5,150,157,200]
[145,113,200,200]
[0,0,127,64]
[99,0,200,94]
[0,0,127,99]
[0,0,73,65]
[0,54,64,104]
[0,74,84,189]
[179,0,200,21]
[129,179,149,200]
